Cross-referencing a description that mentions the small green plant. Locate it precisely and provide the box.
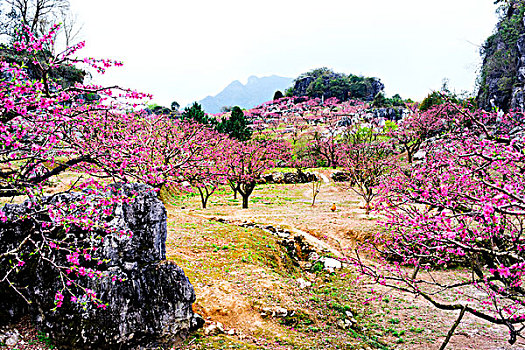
[37,331,55,349]
[311,261,324,273]
[410,326,425,334]
[389,317,400,325]
[386,327,405,337]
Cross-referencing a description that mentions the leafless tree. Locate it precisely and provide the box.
[5,0,69,34]
[1,0,82,50]
[58,7,82,47]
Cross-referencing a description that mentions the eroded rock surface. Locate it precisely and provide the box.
[478,3,525,111]
[0,183,203,349]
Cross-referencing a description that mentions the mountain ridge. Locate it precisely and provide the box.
[196,75,293,114]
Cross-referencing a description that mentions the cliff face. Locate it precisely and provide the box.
[478,1,525,111]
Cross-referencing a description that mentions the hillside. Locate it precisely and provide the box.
[198,75,293,114]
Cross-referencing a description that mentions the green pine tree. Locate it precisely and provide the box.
[216,106,252,141]
[182,102,209,124]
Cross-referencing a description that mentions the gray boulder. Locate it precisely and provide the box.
[0,183,202,349]
[262,171,317,184]
[283,172,300,184]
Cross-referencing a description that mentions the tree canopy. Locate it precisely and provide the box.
[182,102,210,124]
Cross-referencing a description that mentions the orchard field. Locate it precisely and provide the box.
[2,14,525,350]
[164,177,525,350]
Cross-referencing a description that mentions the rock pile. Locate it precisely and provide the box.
[331,171,351,182]
[259,171,317,184]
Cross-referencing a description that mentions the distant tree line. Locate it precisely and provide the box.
[181,102,252,141]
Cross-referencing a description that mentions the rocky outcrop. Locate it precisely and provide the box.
[259,171,317,184]
[367,79,386,102]
[370,107,407,121]
[281,235,316,263]
[477,2,525,111]
[511,34,525,110]
[0,183,202,349]
[289,68,384,102]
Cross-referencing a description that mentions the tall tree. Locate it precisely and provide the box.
[2,0,75,46]
[181,102,209,125]
[340,127,394,214]
[180,130,229,209]
[216,106,252,141]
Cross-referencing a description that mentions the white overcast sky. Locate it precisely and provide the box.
[67,0,499,107]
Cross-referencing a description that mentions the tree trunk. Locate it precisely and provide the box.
[365,201,371,214]
[365,188,373,214]
[228,181,238,199]
[197,187,207,209]
[407,149,414,164]
[242,194,249,209]
[239,181,255,209]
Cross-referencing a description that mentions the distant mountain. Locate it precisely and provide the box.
[197,75,293,114]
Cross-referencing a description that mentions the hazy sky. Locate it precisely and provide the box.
[68,0,499,107]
